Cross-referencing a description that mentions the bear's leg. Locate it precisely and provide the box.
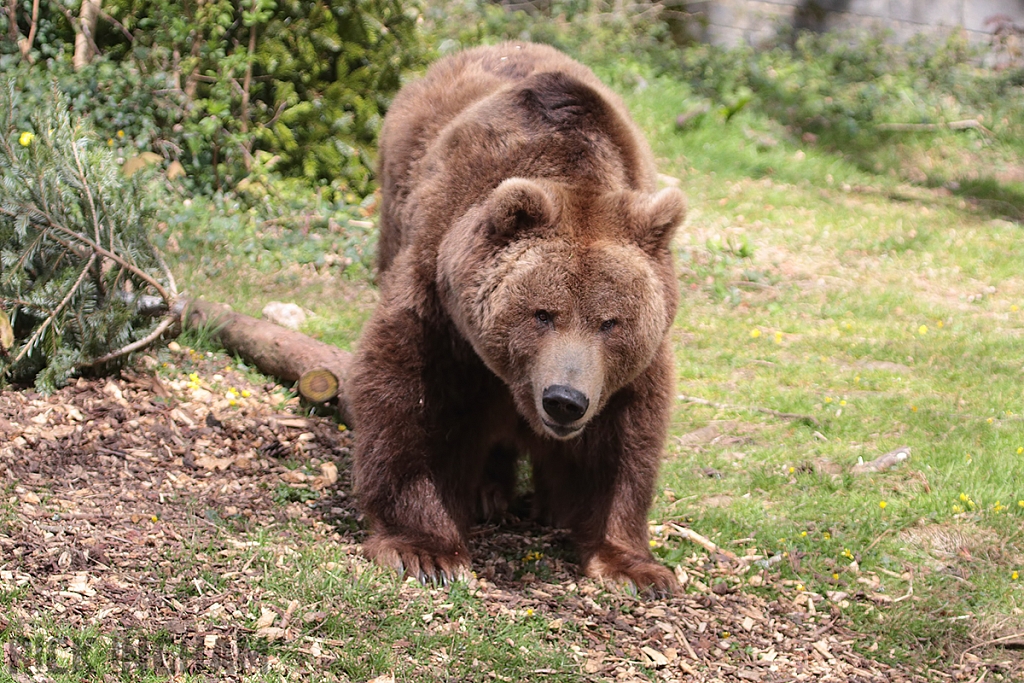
[350,309,481,584]
[533,357,677,595]
[477,442,519,521]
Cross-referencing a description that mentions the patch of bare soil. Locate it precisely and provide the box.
[0,351,1005,682]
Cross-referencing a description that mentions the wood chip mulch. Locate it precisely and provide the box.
[0,349,1008,682]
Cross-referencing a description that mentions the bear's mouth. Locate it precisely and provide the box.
[542,420,584,439]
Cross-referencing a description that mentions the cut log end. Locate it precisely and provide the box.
[299,368,340,404]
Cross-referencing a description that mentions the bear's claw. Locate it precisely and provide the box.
[584,546,677,598]
[365,534,470,586]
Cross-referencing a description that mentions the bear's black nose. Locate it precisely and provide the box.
[542,385,589,425]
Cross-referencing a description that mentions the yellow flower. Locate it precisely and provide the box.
[788,466,795,474]
[1018,500,1024,508]
[722,631,731,638]
[987,417,994,424]
[117,129,125,138]
[918,325,928,335]
[825,397,833,403]
[937,320,944,328]
[1014,571,1019,581]
[842,548,854,559]
[823,532,831,540]
[526,608,534,616]
[750,328,761,338]
[994,501,1006,513]
[107,138,114,146]
[839,400,847,406]
[18,131,34,146]
[854,376,860,383]
[774,331,783,344]
[911,405,917,412]
[337,424,348,432]
[959,493,969,502]
[879,501,887,509]
[832,573,839,580]
[800,531,807,537]
[241,389,251,398]
[1017,447,1023,455]
[226,390,238,400]
[795,584,804,591]
[952,504,964,513]
[1012,304,1020,312]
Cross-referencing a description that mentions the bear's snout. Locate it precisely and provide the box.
[542,384,589,425]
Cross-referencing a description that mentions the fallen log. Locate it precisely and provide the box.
[173,298,354,426]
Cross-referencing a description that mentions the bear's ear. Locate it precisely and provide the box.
[483,178,555,244]
[636,187,686,254]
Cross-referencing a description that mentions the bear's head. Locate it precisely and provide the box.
[437,178,685,440]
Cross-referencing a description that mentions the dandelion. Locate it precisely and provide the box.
[750,328,761,338]
[788,466,795,474]
[800,531,807,537]
[649,539,659,547]
[1014,571,1019,581]
[918,325,928,335]
[18,131,34,146]
[987,417,994,424]
[840,400,847,406]
[1012,304,1020,312]
[107,138,114,146]
[832,573,839,580]
[825,397,833,404]
[879,501,887,509]
[1019,500,1024,508]
[1017,447,1023,455]
[117,129,125,138]
[774,331,783,344]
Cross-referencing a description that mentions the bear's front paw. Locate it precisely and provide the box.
[584,545,677,597]
[364,534,471,586]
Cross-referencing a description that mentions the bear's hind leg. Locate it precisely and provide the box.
[477,442,519,521]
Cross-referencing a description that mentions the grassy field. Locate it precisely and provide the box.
[5,22,1024,683]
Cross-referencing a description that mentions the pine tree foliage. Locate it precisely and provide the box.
[0,80,175,392]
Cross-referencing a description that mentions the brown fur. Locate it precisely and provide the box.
[350,42,686,594]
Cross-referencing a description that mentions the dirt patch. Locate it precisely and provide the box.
[0,353,1008,681]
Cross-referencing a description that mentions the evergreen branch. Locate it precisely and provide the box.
[70,132,103,248]
[0,295,50,312]
[11,252,96,367]
[151,242,178,298]
[0,205,172,303]
[80,313,175,367]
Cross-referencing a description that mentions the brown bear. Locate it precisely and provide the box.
[349,42,685,593]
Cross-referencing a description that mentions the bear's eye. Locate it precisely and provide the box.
[600,319,618,333]
[535,310,553,327]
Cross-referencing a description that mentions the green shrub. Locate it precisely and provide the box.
[3,0,426,196]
